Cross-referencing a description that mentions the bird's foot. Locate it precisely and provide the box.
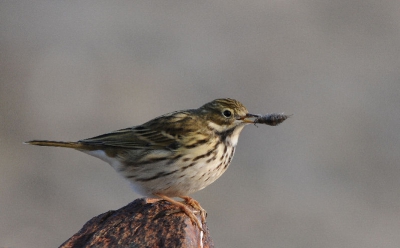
[154,193,204,232]
[179,195,207,223]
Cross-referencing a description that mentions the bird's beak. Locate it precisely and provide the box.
[237,113,258,123]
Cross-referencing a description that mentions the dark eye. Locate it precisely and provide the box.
[222,110,232,118]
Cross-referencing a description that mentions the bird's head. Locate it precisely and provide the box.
[199,98,257,133]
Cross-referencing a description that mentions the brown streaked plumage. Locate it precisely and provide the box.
[25,98,288,231]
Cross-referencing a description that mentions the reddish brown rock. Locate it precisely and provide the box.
[59,198,214,248]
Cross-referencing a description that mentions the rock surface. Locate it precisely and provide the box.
[59,198,214,248]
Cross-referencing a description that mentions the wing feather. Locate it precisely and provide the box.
[79,127,175,149]
[78,109,204,150]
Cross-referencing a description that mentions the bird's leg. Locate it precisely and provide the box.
[145,198,160,204]
[179,195,207,223]
[154,193,204,232]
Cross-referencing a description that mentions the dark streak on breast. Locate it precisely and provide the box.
[136,169,179,182]
[193,148,214,161]
[185,139,208,149]
[180,162,196,171]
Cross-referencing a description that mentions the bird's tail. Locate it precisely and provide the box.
[24,140,82,149]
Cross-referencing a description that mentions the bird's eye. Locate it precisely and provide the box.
[222,109,232,118]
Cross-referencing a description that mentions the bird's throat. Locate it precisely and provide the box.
[216,125,245,147]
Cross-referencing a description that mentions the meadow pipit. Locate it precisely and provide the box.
[26,98,288,230]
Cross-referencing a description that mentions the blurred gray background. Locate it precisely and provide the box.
[1,1,400,247]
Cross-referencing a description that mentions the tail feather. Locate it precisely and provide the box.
[24,140,82,149]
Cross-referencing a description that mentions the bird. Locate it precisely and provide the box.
[25,98,283,231]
